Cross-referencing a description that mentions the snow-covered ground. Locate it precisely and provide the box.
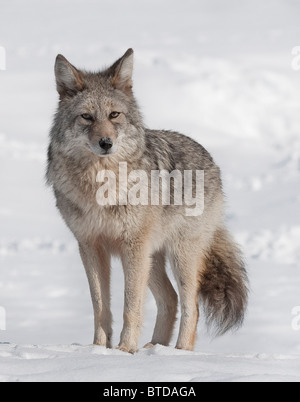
[0,0,300,382]
[1,343,300,383]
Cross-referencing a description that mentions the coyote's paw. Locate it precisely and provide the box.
[143,342,155,349]
[116,344,138,355]
[92,341,112,349]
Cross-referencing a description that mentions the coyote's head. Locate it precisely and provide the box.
[50,49,145,163]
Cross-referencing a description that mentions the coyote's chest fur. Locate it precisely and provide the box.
[53,157,170,253]
[54,158,131,243]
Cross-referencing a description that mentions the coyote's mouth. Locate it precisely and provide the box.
[99,151,115,158]
[87,143,117,158]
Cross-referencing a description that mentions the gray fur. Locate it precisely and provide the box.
[46,49,248,353]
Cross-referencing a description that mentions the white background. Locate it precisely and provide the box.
[0,0,300,381]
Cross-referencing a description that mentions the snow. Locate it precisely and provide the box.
[0,0,300,382]
[1,343,299,383]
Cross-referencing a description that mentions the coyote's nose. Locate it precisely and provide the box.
[99,137,113,151]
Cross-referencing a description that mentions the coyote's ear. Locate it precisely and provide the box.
[109,49,134,93]
[55,55,85,99]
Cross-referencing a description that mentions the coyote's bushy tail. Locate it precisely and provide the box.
[200,227,248,336]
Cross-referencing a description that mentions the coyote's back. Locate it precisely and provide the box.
[47,48,248,353]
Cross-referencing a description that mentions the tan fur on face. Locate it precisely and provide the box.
[89,120,118,144]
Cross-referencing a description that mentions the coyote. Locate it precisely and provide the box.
[46,49,248,353]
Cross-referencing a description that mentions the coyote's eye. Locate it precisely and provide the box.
[81,114,94,121]
[109,112,121,119]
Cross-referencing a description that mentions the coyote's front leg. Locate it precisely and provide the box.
[118,239,152,354]
[79,242,113,348]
